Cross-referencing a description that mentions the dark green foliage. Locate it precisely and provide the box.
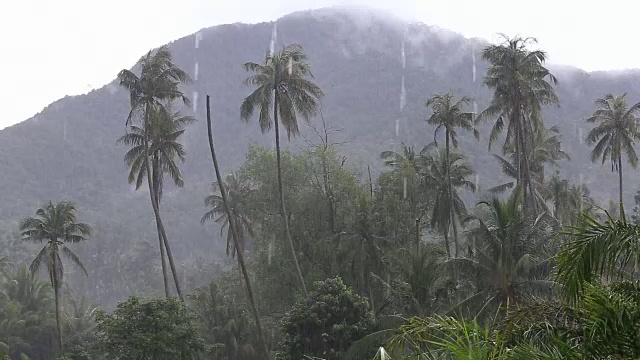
[94,297,205,359]
[279,277,375,359]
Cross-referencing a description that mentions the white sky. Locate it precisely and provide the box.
[2,0,639,129]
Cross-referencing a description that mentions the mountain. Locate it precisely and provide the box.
[2,7,639,307]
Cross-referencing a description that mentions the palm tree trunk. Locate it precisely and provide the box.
[143,104,183,301]
[521,119,537,216]
[445,130,460,257]
[206,96,270,359]
[152,159,171,298]
[619,154,624,218]
[53,265,63,352]
[273,91,309,297]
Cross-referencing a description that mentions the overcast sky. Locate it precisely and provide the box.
[2,0,639,129]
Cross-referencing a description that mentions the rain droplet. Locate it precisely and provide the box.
[400,76,406,111]
[194,62,199,81]
[472,48,476,83]
[578,128,583,144]
[401,40,406,69]
[287,56,292,76]
[395,118,400,137]
[192,91,198,112]
[475,174,479,190]
[267,240,273,266]
[269,23,277,55]
[194,32,202,49]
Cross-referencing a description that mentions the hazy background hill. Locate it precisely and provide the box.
[2,7,639,307]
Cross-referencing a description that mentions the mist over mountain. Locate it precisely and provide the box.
[1,7,639,307]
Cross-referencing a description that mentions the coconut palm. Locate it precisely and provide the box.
[240,43,324,297]
[489,126,569,210]
[450,195,552,319]
[421,146,476,257]
[479,36,558,215]
[585,93,640,216]
[118,105,194,297]
[426,92,478,258]
[380,142,423,172]
[19,201,91,352]
[201,173,255,259]
[0,265,54,358]
[545,173,595,226]
[117,45,192,300]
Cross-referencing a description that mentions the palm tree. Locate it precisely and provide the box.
[545,173,595,226]
[380,142,423,172]
[240,44,324,297]
[19,201,91,352]
[489,126,570,210]
[585,93,640,216]
[421,146,476,257]
[426,92,478,258]
[206,96,269,358]
[117,45,192,300]
[479,36,559,215]
[202,174,255,259]
[118,105,195,297]
[451,195,552,318]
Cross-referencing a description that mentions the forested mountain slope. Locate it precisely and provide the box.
[1,7,639,307]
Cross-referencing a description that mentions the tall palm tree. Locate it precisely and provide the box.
[118,105,194,297]
[206,96,269,358]
[201,173,255,259]
[117,45,192,300]
[585,93,640,216]
[479,36,558,215]
[426,93,478,258]
[240,44,324,297]
[19,201,91,352]
[421,146,476,257]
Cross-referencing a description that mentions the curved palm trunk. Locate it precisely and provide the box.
[273,91,309,297]
[206,96,270,359]
[445,131,460,258]
[143,105,183,301]
[152,159,171,298]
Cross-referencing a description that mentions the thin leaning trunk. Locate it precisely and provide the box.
[273,91,309,297]
[153,157,171,298]
[206,96,270,359]
[143,105,183,301]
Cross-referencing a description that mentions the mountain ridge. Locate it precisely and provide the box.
[2,7,639,307]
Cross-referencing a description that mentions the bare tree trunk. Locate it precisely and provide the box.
[143,103,183,301]
[206,96,270,359]
[153,157,171,298]
[273,92,308,297]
